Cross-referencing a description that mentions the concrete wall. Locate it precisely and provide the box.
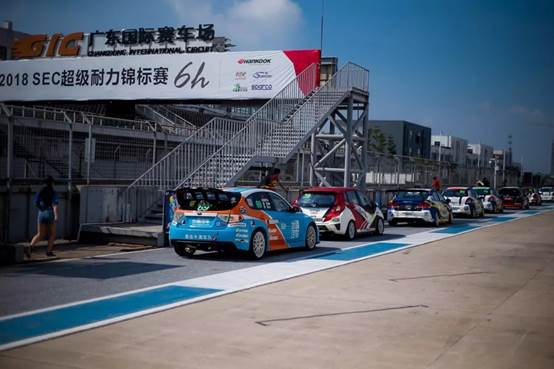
[78,186,125,224]
[0,186,79,243]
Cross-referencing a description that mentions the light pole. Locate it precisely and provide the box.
[490,158,498,189]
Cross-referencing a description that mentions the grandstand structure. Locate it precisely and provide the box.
[1,61,371,244]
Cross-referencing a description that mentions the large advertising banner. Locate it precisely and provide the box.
[0,49,320,101]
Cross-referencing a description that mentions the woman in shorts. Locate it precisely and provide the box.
[27,176,59,258]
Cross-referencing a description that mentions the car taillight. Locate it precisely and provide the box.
[417,202,431,209]
[388,200,399,209]
[324,205,344,222]
[217,214,244,223]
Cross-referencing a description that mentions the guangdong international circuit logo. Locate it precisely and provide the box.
[237,58,271,65]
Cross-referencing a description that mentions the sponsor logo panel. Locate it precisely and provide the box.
[237,58,271,65]
[251,84,272,91]
[253,71,272,79]
[233,83,248,92]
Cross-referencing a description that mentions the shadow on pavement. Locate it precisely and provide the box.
[6,260,185,280]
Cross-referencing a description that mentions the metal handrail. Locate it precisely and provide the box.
[177,62,368,189]
[135,104,196,131]
[152,105,196,128]
[125,116,247,190]
[1,104,157,133]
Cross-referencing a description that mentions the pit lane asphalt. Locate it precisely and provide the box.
[0,214,509,317]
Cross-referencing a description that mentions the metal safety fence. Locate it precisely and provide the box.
[0,105,183,184]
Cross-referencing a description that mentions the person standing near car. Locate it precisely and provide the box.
[259,168,288,193]
[432,176,441,191]
[27,176,59,258]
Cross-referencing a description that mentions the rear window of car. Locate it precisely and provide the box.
[499,188,520,196]
[474,188,491,196]
[297,192,336,208]
[393,191,428,201]
[443,189,468,197]
[176,189,241,211]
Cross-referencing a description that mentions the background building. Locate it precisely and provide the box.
[320,57,338,85]
[0,21,28,60]
[493,149,513,167]
[431,135,468,166]
[468,143,494,168]
[369,120,431,159]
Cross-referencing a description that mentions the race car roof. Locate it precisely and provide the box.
[385,188,432,192]
[301,187,356,193]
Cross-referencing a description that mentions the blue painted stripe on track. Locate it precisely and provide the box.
[313,242,409,261]
[0,285,220,346]
[433,225,479,234]
[488,216,516,222]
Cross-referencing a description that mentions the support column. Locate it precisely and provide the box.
[86,124,92,185]
[343,94,353,187]
[4,116,14,242]
[360,103,369,190]
[309,133,316,186]
[152,126,158,165]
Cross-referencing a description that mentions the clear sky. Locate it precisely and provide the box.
[3,0,554,173]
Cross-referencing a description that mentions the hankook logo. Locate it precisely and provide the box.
[237,58,271,65]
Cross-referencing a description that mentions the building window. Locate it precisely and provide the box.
[0,46,7,60]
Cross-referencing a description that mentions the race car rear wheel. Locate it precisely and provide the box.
[345,221,357,240]
[374,217,385,236]
[305,224,317,250]
[250,229,267,260]
[174,244,196,258]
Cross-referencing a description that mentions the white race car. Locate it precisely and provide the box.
[473,186,504,213]
[442,187,485,217]
[295,187,385,240]
[539,187,553,202]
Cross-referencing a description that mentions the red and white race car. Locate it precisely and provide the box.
[294,187,385,240]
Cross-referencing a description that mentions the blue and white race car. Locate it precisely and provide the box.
[169,187,319,259]
[387,188,453,227]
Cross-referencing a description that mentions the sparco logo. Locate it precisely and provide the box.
[251,84,272,91]
[237,58,271,64]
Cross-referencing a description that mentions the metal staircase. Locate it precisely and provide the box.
[120,63,368,223]
[178,63,368,188]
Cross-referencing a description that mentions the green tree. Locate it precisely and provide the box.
[369,127,387,154]
[387,135,397,155]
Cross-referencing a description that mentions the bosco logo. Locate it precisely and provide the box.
[12,33,84,59]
